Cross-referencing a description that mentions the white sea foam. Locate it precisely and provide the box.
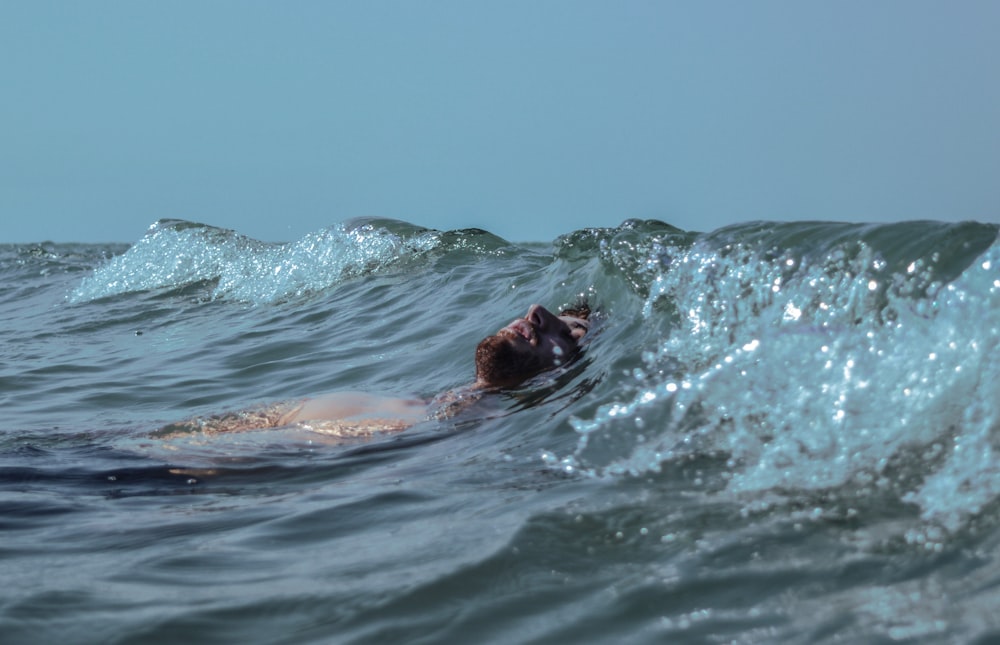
[70,219,441,305]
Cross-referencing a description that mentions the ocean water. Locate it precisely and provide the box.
[2,216,1000,643]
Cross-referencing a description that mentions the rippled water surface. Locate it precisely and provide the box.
[2,217,1000,643]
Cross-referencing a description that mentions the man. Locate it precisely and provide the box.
[159,303,591,438]
[284,302,591,425]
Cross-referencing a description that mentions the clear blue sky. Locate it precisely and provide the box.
[3,1,998,244]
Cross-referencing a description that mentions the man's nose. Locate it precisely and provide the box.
[527,304,552,329]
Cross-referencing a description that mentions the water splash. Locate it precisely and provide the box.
[560,220,1000,535]
[70,218,443,305]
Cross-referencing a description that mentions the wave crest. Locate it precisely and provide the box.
[560,220,1000,537]
[70,218,454,304]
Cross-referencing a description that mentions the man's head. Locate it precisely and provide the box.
[474,303,591,388]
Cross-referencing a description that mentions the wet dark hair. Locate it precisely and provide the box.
[558,303,591,320]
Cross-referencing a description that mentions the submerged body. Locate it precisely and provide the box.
[159,303,591,439]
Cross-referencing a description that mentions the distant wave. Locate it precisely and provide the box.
[69,218,509,305]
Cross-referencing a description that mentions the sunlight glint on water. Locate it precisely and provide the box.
[566,224,1000,537]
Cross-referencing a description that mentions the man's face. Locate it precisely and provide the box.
[475,304,590,388]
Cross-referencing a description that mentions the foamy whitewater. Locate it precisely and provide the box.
[2,217,999,643]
